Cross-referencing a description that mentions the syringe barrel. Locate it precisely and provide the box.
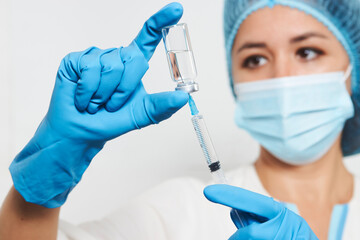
[190,107,245,228]
[191,114,219,168]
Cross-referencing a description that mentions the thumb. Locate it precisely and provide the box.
[133,91,189,128]
[204,184,282,220]
[134,2,183,61]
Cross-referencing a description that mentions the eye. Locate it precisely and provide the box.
[242,55,268,69]
[296,47,324,61]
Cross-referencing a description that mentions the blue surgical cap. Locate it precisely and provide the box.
[224,0,360,156]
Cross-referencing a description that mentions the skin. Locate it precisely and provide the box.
[0,186,60,240]
[232,5,354,239]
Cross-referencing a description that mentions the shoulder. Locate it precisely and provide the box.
[98,176,232,239]
[176,164,268,197]
[131,176,209,212]
[140,176,206,197]
[225,164,269,196]
[71,177,210,240]
[226,164,256,184]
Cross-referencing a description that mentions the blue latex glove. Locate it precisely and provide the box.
[204,185,319,240]
[9,2,188,208]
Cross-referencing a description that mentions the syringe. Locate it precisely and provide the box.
[162,23,245,228]
[188,95,245,228]
[188,95,227,184]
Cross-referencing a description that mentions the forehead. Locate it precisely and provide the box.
[235,5,334,44]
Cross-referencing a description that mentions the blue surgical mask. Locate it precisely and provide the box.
[234,67,354,165]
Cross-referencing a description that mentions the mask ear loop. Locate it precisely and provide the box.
[342,65,353,83]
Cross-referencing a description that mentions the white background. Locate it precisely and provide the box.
[1,0,360,225]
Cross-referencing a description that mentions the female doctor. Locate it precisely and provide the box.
[1,0,360,239]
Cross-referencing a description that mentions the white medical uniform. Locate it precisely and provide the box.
[58,165,360,240]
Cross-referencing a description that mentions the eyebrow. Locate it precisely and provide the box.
[290,32,328,43]
[236,43,267,53]
[236,32,328,54]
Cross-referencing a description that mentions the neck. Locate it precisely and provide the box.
[255,136,354,205]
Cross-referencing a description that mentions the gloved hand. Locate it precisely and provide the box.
[9,2,188,208]
[204,184,319,240]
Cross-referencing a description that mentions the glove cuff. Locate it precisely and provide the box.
[9,139,104,208]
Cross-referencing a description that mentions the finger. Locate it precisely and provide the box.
[57,51,83,83]
[228,227,254,240]
[204,184,281,220]
[86,48,124,114]
[105,42,148,112]
[230,209,268,228]
[75,47,103,111]
[229,219,280,240]
[131,91,189,128]
[230,209,248,229]
[134,2,183,61]
[229,225,264,240]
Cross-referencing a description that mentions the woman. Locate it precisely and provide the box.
[0,0,359,239]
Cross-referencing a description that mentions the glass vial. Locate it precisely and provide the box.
[162,23,199,93]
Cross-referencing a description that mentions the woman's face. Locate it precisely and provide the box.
[231,5,351,93]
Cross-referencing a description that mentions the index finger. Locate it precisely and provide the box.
[204,184,282,220]
[134,2,183,61]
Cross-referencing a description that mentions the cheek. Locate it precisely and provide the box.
[231,60,242,84]
[231,64,252,84]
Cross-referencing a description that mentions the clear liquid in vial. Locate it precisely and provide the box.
[167,50,197,83]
